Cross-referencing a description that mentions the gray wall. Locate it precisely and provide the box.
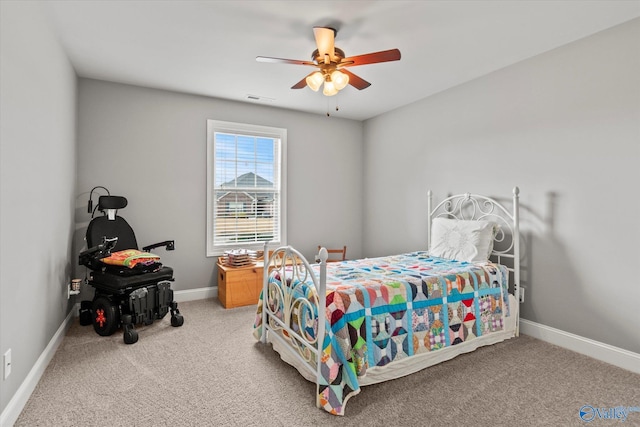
[363,19,640,353]
[75,79,364,291]
[0,1,77,415]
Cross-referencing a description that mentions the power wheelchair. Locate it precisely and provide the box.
[79,194,183,344]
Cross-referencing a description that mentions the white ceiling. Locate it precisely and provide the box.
[42,1,640,121]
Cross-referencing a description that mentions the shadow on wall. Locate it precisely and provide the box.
[489,191,562,309]
[523,191,587,324]
[517,191,636,352]
[210,264,219,289]
[72,187,118,301]
[72,190,99,302]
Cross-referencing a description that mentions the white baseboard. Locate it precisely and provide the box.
[174,286,217,302]
[519,319,640,375]
[0,309,75,427]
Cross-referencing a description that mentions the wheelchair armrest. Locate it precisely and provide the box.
[79,237,118,268]
[142,240,175,252]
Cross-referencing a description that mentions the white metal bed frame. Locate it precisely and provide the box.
[258,187,521,412]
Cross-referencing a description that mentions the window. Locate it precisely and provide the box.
[206,120,286,256]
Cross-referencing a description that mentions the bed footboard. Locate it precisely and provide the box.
[258,244,327,406]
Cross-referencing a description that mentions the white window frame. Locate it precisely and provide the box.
[206,120,287,257]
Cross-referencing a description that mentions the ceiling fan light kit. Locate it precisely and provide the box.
[305,71,324,92]
[323,79,338,97]
[330,70,349,91]
[257,26,401,99]
[306,69,349,96]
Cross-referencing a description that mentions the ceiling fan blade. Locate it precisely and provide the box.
[342,48,401,66]
[256,56,315,66]
[313,27,336,62]
[340,69,371,90]
[291,75,309,89]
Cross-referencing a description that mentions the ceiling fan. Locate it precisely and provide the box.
[256,27,401,97]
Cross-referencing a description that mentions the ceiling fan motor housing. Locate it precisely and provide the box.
[311,47,346,65]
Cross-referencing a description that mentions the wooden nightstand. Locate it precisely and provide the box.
[217,260,264,308]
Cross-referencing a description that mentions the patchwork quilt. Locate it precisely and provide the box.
[253,251,510,415]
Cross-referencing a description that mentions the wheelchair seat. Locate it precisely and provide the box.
[79,194,183,344]
[89,267,174,293]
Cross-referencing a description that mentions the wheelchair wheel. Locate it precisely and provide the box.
[171,314,184,327]
[124,329,138,345]
[92,296,120,336]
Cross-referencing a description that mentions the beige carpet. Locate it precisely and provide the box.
[15,299,640,426]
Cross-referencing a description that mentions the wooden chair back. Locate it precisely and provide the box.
[318,245,347,262]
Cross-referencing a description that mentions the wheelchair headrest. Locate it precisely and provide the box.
[98,196,128,210]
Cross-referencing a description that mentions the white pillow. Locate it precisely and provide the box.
[429,218,498,263]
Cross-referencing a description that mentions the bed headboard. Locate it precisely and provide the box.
[427,187,521,303]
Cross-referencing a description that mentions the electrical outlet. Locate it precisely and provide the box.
[3,349,11,380]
